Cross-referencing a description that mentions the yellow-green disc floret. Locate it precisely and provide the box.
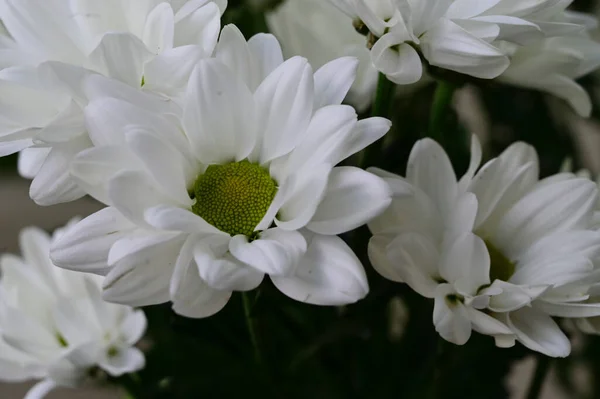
[192,160,277,237]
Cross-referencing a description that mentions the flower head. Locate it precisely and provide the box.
[50,27,392,317]
[329,0,588,85]
[0,0,225,205]
[369,136,600,357]
[0,223,147,398]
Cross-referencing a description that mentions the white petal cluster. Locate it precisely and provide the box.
[266,0,378,111]
[0,223,147,398]
[369,136,600,357]
[329,0,600,115]
[49,25,392,318]
[0,0,226,205]
[499,12,600,117]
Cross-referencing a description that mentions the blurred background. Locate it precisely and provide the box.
[4,0,600,397]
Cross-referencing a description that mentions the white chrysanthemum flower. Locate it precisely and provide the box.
[0,0,225,205]
[0,223,147,399]
[368,137,514,345]
[266,0,378,111]
[50,26,392,317]
[328,0,585,85]
[500,12,600,117]
[369,136,600,357]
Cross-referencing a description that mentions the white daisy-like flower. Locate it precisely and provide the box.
[50,26,392,317]
[328,0,582,85]
[499,13,600,117]
[368,137,514,345]
[0,223,147,399]
[369,136,600,357]
[0,0,225,205]
[266,0,378,111]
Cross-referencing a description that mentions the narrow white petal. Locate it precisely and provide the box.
[24,379,58,399]
[254,56,314,163]
[313,56,358,108]
[507,307,571,358]
[183,59,257,163]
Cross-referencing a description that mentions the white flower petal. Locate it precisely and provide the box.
[51,207,135,275]
[170,235,232,318]
[385,232,440,298]
[173,1,221,54]
[307,167,391,235]
[407,138,458,219]
[313,56,358,109]
[98,347,145,377]
[507,307,571,358]
[183,59,257,164]
[271,233,368,306]
[142,2,174,54]
[194,238,264,292]
[493,178,597,259]
[441,233,490,295]
[29,137,91,206]
[144,205,225,235]
[24,379,58,399]
[103,234,185,307]
[254,56,314,163]
[433,284,472,345]
[89,32,153,87]
[229,228,307,276]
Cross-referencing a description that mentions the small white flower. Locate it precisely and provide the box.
[266,0,378,111]
[500,13,600,117]
[50,27,392,317]
[369,136,600,357]
[368,137,513,345]
[0,0,225,205]
[0,223,147,399]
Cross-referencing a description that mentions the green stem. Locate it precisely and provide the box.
[428,80,457,141]
[242,292,263,365]
[526,356,552,399]
[362,73,396,168]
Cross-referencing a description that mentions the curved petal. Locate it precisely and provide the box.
[433,284,472,345]
[102,234,185,307]
[313,56,358,109]
[24,379,58,399]
[229,228,307,277]
[307,167,391,235]
[271,233,368,306]
[170,235,232,318]
[194,238,264,292]
[50,207,136,275]
[507,307,571,358]
[253,56,314,163]
[371,36,423,85]
[98,347,145,377]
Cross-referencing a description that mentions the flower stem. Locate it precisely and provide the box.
[525,356,552,399]
[428,80,457,141]
[362,73,396,168]
[242,291,263,365]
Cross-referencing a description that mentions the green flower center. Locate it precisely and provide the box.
[485,240,515,282]
[191,160,277,237]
